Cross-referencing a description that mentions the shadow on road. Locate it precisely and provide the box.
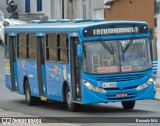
[11,99,155,115]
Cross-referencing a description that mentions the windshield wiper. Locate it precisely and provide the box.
[120,36,135,62]
[120,42,124,62]
[98,38,113,55]
[98,38,115,64]
[122,36,135,53]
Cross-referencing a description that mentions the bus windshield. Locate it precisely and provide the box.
[82,38,152,74]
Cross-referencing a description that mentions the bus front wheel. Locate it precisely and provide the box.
[65,87,79,112]
[122,101,135,110]
[25,80,36,106]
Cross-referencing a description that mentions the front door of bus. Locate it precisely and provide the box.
[70,37,81,101]
[9,35,18,91]
[36,35,47,96]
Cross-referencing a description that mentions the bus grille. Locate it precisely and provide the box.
[104,86,138,91]
[96,74,145,82]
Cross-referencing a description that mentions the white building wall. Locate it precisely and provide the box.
[91,0,104,18]
[30,0,37,13]
[156,14,160,76]
[15,0,25,13]
[55,0,62,19]
[73,0,104,19]
[93,9,104,18]
[0,0,104,20]
[42,0,51,18]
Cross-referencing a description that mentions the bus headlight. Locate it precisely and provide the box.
[83,80,106,93]
[136,78,154,91]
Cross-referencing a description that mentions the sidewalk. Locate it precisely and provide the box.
[0,109,80,126]
[155,76,160,100]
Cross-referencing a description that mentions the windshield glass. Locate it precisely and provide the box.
[83,40,120,74]
[82,38,152,74]
[120,38,152,72]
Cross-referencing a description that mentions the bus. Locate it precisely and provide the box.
[4,19,155,111]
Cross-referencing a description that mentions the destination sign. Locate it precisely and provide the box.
[83,24,148,37]
[93,27,139,35]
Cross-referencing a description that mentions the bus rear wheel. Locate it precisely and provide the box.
[25,80,37,106]
[65,87,79,112]
[122,101,135,110]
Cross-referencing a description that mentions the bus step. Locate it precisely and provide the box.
[40,96,47,101]
[73,101,82,104]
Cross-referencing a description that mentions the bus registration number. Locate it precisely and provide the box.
[102,82,117,88]
[116,93,128,98]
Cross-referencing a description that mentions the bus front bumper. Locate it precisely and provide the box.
[82,83,154,104]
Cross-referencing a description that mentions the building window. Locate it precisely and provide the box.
[27,33,36,60]
[17,33,27,59]
[5,33,9,58]
[37,0,42,11]
[46,33,57,61]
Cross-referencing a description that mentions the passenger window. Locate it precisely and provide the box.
[46,33,57,61]
[27,33,36,60]
[58,33,68,63]
[17,33,27,59]
[5,33,9,59]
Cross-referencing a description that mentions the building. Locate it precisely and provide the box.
[0,0,104,21]
[24,0,104,19]
[104,0,154,38]
[104,0,157,58]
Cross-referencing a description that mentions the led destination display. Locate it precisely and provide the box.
[83,24,148,37]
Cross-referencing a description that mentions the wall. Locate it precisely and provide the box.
[4,0,104,20]
[91,0,104,18]
[15,0,25,14]
[105,0,154,38]
[0,0,25,18]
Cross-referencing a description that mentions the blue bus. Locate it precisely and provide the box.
[4,19,154,111]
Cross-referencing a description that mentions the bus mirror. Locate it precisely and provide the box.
[77,44,83,58]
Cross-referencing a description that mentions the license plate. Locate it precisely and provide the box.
[102,82,117,88]
[116,93,128,98]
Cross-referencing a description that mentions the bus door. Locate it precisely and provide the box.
[9,34,18,91]
[70,37,81,101]
[36,34,47,97]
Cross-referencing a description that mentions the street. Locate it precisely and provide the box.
[0,45,160,126]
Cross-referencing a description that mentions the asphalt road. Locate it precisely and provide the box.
[0,45,160,126]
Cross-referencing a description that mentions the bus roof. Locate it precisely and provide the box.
[5,20,148,33]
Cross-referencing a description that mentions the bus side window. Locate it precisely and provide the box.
[5,33,9,59]
[57,33,68,63]
[17,33,27,59]
[27,33,36,60]
[46,33,57,61]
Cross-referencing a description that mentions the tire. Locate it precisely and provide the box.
[65,86,79,112]
[25,80,37,106]
[122,101,135,110]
